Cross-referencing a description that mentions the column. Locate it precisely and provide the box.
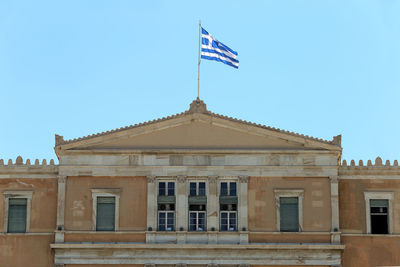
[55,175,66,243]
[330,175,340,243]
[239,176,249,244]
[146,176,157,243]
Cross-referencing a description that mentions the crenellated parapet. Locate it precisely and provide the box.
[0,156,56,166]
[0,156,58,178]
[341,157,399,168]
[339,157,400,178]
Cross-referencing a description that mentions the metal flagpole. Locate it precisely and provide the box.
[197,20,201,100]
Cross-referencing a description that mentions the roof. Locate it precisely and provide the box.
[55,99,342,147]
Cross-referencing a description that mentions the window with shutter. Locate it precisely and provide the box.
[280,197,299,232]
[96,196,116,231]
[8,198,27,233]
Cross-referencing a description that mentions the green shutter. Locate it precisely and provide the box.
[370,199,388,207]
[280,197,299,232]
[8,198,27,233]
[96,197,115,231]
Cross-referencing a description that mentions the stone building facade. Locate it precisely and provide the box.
[0,99,399,267]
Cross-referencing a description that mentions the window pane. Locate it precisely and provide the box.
[230,182,237,196]
[189,212,197,231]
[96,197,115,231]
[220,212,228,231]
[280,197,299,232]
[167,212,174,231]
[220,182,228,196]
[371,214,388,234]
[158,212,166,231]
[190,182,197,196]
[168,182,175,196]
[199,182,206,196]
[159,182,166,196]
[8,198,27,233]
[198,212,205,231]
[229,212,237,231]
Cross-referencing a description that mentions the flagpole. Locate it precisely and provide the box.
[197,20,201,100]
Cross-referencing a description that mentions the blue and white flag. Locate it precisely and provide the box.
[201,28,239,69]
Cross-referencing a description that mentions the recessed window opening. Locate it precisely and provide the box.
[220,182,237,196]
[189,182,206,196]
[220,203,237,231]
[159,182,175,196]
[280,197,299,232]
[189,204,206,231]
[7,198,27,233]
[370,199,389,234]
[158,203,175,231]
[96,196,116,231]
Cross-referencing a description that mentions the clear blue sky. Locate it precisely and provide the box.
[1,0,399,164]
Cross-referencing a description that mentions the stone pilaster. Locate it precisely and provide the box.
[207,176,219,231]
[330,175,340,243]
[146,176,157,233]
[55,175,66,243]
[238,176,249,232]
[176,175,188,233]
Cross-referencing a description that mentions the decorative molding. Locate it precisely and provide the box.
[274,189,304,232]
[58,175,67,183]
[176,264,188,267]
[147,176,156,183]
[329,176,338,183]
[3,190,33,233]
[208,176,218,184]
[91,189,121,231]
[364,191,394,234]
[239,176,249,183]
[144,264,156,267]
[177,175,187,183]
[238,264,250,267]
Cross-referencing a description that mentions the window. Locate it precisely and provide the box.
[158,204,175,231]
[189,204,206,231]
[189,182,206,196]
[220,182,237,196]
[159,182,175,196]
[364,192,393,234]
[91,189,120,231]
[220,204,237,231]
[8,198,27,233]
[370,199,388,234]
[279,197,299,232]
[157,180,176,231]
[96,197,115,231]
[274,189,304,232]
[3,191,32,234]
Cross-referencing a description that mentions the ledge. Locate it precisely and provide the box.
[51,242,345,250]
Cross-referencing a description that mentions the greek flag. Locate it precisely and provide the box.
[201,28,239,69]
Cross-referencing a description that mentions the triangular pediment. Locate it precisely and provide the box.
[55,100,341,155]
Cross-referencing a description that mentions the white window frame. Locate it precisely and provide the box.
[220,210,237,231]
[364,191,394,234]
[274,189,304,232]
[91,189,121,231]
[3,191,33,233]
[189,210,206,231]
[158,210,175,231]
[157,180,176,196]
